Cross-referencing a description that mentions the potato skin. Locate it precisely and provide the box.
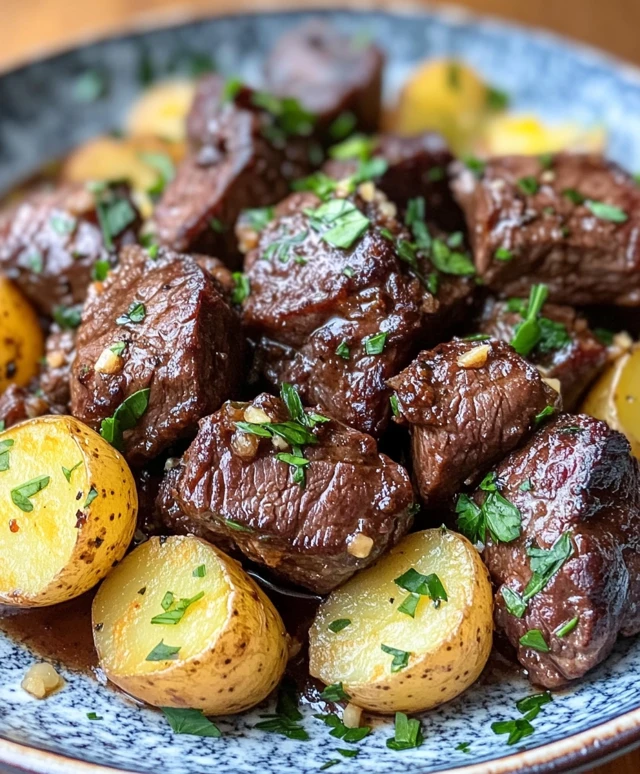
[582,345,640,457]
[92,536,289,715]
[0,276,44,392]
[0,416,137,607]
[309,529,493,714]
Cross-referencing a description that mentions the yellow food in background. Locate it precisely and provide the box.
[92,535,289,714]
[62,135,184,219]
[0,416,137,607]
[582,344,640,458]
[309,528,493,714]
[126,79,196,143]
[480,113,606,156]
[0,277,44,392]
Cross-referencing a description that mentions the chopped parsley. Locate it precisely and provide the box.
[314,713,370,743]
[328,619,351,633]
[463,156,486,177]
[430,238,475,276]
[305,199,370,250]
[243,206,275,232]
[73,69,108,102]
[456,742,471,753]
[519,629,550,652]
[380,644,410,672]
[594,328,615,346]
[83,487,98,509]
[456,473,521,545]
[486,86,509,111]
[161,707,221,737]
[386,712,423,750]
[394,568,448,617]
[264,231,308,263]
[52,305,82,330]
[110,341,126,356]
[86,712,102,720]
[145,640,181,662]
[251,91,316,141]
[223,518,254,533]
[254,714,309,741]
[151,591,205,625]
[364,331,387,355]
[0,439,15,472]
[320,683,351,702]
[491,718,534,746]
[10,475,50,513]
[335,340,350,360]
[140,151,175,196]
[509,284,569,357]
[329,111,357,141]
[93,187,137,251]
[231,273,250,305]
[562,188,585,205]
[586,200,628,223]
[221,76,243,103]
[92,259,110,282]
[100,388,151,452]
[116,301,146,325]
[495,247,513,262]
[389,394,400,417]
[329,134,375,161]
[534,405,556,426]
[517,176,539,196]
[516,692,552,720]
[555,616,579,638]
[192,564,207,578]
[292,172,339,200]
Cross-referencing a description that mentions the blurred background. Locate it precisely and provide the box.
[2,0,640,70]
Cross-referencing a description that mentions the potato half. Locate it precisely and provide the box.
[126,79,196,142]
[582,345,640,457]
[309,529,493,714]
[0,415,137,606]
[92,536,289,714]
[0,276,44,392]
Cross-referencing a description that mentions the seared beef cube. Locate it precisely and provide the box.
[478,297,607,409]
[265,20,384,138]
[0,182,140,317]
[194,254,236,299]
[242,190,473,437]
[39,325,76,413]
[70,246,244,465]
[452,153,640,306]
[388,339,560,505]
[157,393,415,593]
[480,414,640,688]
[0,385,49,429]
[323,133,460,230]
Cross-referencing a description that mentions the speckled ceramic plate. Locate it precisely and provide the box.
[3,4,640,774]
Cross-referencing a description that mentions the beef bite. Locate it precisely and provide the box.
[39,325,76,413]
[388,339,560,506]
[323,132,461,230]
[264,20,384,139]
[70,245,244,465]
[452,153,640,306]
[479,414,640,688]
[154,75,314,267]
[157,391,415,594]
[0,182,140,318]
[242,188,475,438]
[477,296,608,409]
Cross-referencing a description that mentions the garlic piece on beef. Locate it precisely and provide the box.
[21,662,64,699]
[46,350,66,369]
[243,406,271,424]
[347,533,374,558]
[457,344,490,369]
[95,347,124,375]
[231,430,260,459]
[343,703,363,729]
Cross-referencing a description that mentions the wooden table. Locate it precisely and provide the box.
[1,1,639,773]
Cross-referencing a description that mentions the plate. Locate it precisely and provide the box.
[2,5,640,774]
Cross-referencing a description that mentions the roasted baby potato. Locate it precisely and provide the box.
[62,135,185,219]
[126,79,197,142]
[479,113,606,156]
[309,528,493,714]
[0,415,137,607]
[394,58,496,154]
[0,276,44,392]
[582,344,640,457]
[92,535,289,714]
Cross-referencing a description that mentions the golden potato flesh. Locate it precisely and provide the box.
[126,79,196,142]
[394,59,492,154]
[92,536,289,715]
[0,416,137,606]
[309,529,493,714]
[582,345,640,457]
[0,276,44,392]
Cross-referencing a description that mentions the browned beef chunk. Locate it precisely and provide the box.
[0,385,49,429]
[0,182,140,317]
[323,133,461,230]
[157,393,415,593]
[70,245,244,465]
[387,339,560,506]
[242,189,474,438]
[265,20,384,138]
[452,153,640,305]
[481,414,640,688]
[477,297,608,409]
[39,325,76,413]
[155,75,315,268]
